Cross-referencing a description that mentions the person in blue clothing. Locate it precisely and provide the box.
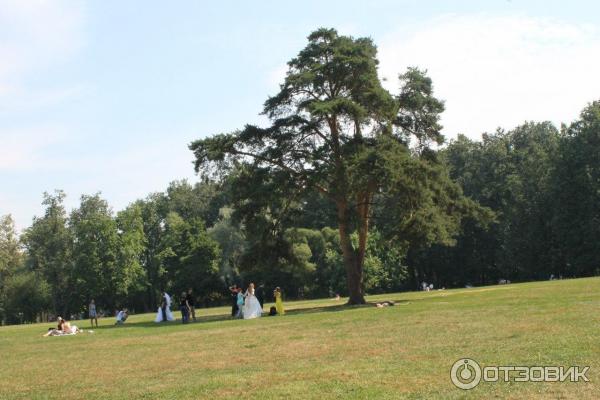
[89,299,98,328]
[236,287,244,319]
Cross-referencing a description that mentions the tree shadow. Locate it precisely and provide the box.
[92,299,413,330]
[282,303,354,316]
[92,313,233,330]
[281,301,411,315]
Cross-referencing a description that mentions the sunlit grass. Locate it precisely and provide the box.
[1,278,599,399]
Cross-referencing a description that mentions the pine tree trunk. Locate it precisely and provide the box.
[337,201,366,305]
[345,257,365,305]
[330,115,366,305]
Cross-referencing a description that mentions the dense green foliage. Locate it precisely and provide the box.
[410,104,600,287]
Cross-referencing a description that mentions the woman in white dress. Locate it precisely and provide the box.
[155,292,175,322]
[243,283,262,319]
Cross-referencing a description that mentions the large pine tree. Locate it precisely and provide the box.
[190,28,486,304]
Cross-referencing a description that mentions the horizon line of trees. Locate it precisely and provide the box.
[1,99,599,324]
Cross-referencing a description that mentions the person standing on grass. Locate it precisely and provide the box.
[89,299,98,328]
[274,287,285,315]
[243,283,262,319]
[236,287,244,318]
[155,292,175,322]
[229,284,239,317]
[186,288,196,322]
[180,292,191,323]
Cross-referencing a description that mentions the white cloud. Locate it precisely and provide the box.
[378,14,600,139]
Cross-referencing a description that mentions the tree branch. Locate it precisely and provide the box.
[230,149,330,196]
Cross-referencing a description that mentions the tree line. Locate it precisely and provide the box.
[1,28,599,324]
[1,100,599,324]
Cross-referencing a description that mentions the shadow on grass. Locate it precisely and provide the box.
[93,312,232,330]
[93,299,412,331]
[284,300,410,315]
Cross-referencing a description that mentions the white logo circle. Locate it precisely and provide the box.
[451,358,482,390]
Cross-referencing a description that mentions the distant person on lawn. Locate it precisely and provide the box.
[89,299,98,328]
[243,283,262,319]
[229,284,239,318]
[154,292,175,322]
[186,288,196,322]
[236,287,244,319]
[44,316,67,336]
[61,318,80,334]
[274,287,285,315]
[44,317,81,336]
[180,292,191,324]
[115,309,128,325]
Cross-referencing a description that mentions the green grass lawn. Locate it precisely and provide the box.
[1,278,599,399]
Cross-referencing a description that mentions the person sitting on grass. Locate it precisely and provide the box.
[115,308,128,325]
[62,319,81,334]
[44,317,65,336]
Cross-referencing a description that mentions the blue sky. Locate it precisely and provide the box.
[1,0,599,231]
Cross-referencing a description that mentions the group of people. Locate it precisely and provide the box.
[229,283,285,319]
[44,316,82,336]
[152,283,286,323]
[45,284,286,334]
[88,299,128,326]
[154,283,285,324]
[154,288,197,323]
